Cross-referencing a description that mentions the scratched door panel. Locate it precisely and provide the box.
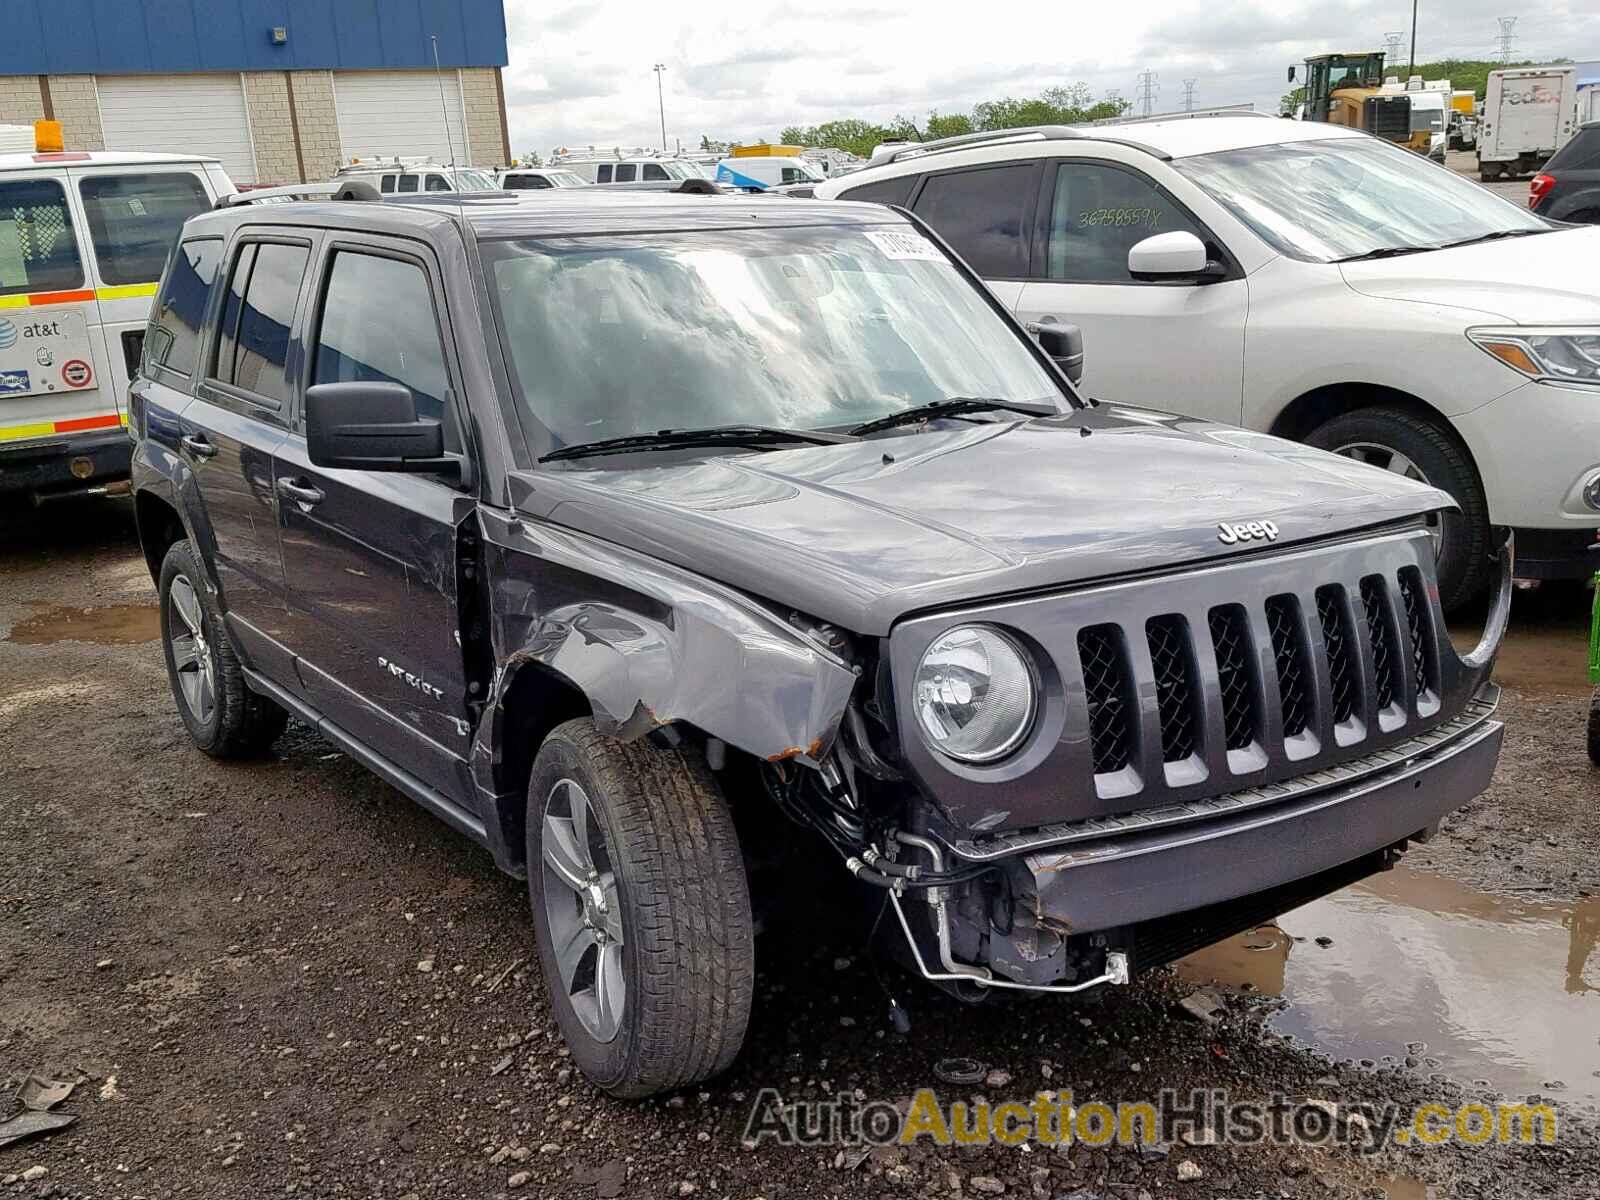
[274,433,474,799]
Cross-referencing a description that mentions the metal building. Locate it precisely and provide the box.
[0,0,511,185]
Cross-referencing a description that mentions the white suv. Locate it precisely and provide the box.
[816,114,1600,608]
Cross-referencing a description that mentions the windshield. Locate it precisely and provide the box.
[482,225,1066,456]
[1174,136,1548,262]
[454,169,497,192]
[658,161,696,180]
[547,170,587,187]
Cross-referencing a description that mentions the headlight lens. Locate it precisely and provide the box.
[1469,326,1600,387]
[913,625,1037,763]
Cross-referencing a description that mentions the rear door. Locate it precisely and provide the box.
[0,170,109,454]
[70,164,216,406]
[1011,156,1247,424]
[182,231,316,682]
[274,235,476,798]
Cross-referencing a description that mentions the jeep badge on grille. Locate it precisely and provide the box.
[1217,520,1280,545]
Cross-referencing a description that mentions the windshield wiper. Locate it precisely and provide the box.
[1333,245,1436,263]
[848,397,1057,437]
[1439,228,1547,249]
[538,424,852,463]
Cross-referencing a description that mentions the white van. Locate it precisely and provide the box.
[555,156,704,185]
[334,158,497,196]
[1,140,234,501]
[714,156,826,191]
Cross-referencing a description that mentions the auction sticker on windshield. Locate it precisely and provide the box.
[864,229,946,262]
[0,311,95,396]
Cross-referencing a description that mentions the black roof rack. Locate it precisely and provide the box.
[215,180,381,209]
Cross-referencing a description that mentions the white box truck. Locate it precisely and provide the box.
[1478,66,1579,180]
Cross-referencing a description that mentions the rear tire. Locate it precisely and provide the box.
[158,540,288,758]
[1307,406,1491,612]
[1588,689,1600,768]
[526,719,755,1098]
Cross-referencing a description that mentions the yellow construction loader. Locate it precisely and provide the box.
[1289,52,1432,154]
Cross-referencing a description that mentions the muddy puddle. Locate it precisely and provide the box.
[5,602,161,646]
[1178,865,1600,1110]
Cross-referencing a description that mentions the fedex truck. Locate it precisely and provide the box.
[1478,66,1579,180]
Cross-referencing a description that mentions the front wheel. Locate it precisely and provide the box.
[1588,689,1600,768]
[527,719,755,1098]
[1307,407,1490,612]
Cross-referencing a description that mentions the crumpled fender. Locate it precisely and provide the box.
[475,509,860,771]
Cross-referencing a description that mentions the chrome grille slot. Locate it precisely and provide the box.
[1146,614,1200,762]
[1315,585,1357,726]
[1208,604,1257,752]
[1397,566,1437,706]
[1265,594,1312,738]
[1078,624,1135,774]
[1360,575,1398,713]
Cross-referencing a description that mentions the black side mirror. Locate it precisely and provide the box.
[1287,65,1297,82]
[305,381,450,473]
[1033,324,1084,384]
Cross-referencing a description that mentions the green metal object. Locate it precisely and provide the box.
[1590,570,1600,685]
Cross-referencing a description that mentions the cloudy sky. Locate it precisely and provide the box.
[501,0,1597,158]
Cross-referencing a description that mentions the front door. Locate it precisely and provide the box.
[1013,159,1247,425]
[183,233,314,680]
[274,238,475,799]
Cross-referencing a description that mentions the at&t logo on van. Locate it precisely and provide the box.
[0,318,17,350]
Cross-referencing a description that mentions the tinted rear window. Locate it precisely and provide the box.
[79,173,209,287]
[145,237,222,377]
[213,241,308,405]
[838,175,917,207]
[911,164,1034,278]
[0,178,82,297]
[1546,127,1600,172]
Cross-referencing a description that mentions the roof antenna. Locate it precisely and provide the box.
[430,34,470,215]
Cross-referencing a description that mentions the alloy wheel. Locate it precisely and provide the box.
[166,575,217,726]
[540,778,626,1042]
[1333,440,1445,558]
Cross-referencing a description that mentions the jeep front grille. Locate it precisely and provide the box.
[1069,562,1446,790]
[1079,624,1134,774]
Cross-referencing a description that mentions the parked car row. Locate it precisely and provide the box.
[817,113,1600,608]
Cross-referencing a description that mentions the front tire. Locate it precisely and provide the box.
[158,540,287,758]
[1307,406,1490,612]
[527,719,755,1098]
[1588,689,1600,768]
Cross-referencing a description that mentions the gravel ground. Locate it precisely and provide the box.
[2,501,1597,1199]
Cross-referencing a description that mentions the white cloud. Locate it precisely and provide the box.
[501,0,1598,158]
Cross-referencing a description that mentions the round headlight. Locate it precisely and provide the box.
[913,626,1037,763]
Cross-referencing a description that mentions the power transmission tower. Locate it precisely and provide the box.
[1181,79,1197,112]
[1382,31,1405,63]
[1495,17,1518,64]
[1136,70,1159,117]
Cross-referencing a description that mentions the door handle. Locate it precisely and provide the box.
[275,477,325,507]
[180,433,218,460]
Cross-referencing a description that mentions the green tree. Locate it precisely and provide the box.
[924,110,974,140]
[1280,87,1305,116]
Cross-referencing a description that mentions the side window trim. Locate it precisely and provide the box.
[197,230,318,419]
[1032,156,1241,285]
[906,160,1043,281]
[298,234,474,475]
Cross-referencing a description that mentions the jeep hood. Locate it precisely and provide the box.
[509,407,1451,635]
[1340,225,1600,323]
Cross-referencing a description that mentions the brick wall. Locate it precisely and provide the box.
[0,75,46,126]
[242,72,299,184]
[460,67,507,169]
[290,71,343,180]
[46,76,104,150]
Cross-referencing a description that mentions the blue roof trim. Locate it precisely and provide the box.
[0,0,508,75]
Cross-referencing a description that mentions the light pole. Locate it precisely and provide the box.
[652,63,667,151]
[1408,0,1418,76]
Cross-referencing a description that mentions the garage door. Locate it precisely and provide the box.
[97,75,257,184]
[334,71,470,166]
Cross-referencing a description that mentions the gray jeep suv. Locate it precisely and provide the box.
[129,188,1508,1098]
